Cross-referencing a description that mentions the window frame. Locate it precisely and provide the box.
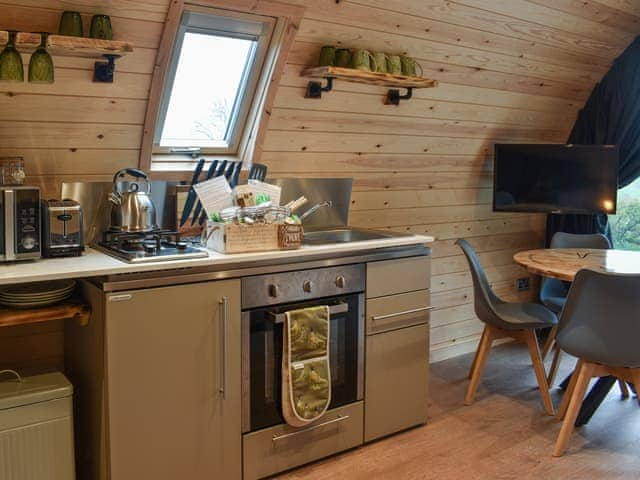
[153,7,275,156]
[139,0,305,174]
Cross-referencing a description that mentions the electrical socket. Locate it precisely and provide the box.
[515,277,530,292]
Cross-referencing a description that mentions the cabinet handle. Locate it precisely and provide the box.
[219,296,229,399]
[271,415,350,442]
[371,306,433,322]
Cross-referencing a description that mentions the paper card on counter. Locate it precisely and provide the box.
[246,180,281,206]
[193,176,233,218]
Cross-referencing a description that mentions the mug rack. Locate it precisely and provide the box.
[301,66,438,105]
[0,31,133,83]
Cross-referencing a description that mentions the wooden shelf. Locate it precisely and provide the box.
[301,66,437,104]
[302,66,438,89]
[0,300,90,329]
[5,32,133,58]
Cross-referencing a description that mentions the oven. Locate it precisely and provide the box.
[241,264,365,433]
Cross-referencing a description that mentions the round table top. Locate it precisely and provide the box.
[513,248,640,281]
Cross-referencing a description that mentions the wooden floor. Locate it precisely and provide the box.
[277,343,640,480]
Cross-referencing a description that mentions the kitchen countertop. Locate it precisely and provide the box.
[0,235,434,286]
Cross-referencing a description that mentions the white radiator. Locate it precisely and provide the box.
[0,371,75,480]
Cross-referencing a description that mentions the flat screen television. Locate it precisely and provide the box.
[493,144,619,215]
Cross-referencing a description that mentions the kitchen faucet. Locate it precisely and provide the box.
[299,200,333,221]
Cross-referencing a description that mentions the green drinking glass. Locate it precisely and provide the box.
[59,11,84,37]
[90,14,113,40]
[29,33,54,83]
[0,31,24,82]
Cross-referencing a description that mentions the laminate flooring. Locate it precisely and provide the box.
[277,343,640,480]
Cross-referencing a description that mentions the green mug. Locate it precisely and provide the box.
[351,49,377,72]
[90,14,113,40]
[401,56,423,77]
[387,55,402,75]
[318,45,336,67]
[335,48,351,68]
[59,11,83,37]
[373,52,389,73]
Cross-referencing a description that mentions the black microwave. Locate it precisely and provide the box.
[0,186,41,261]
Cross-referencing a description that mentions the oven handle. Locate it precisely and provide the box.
[371,305,434,322]
[271,415,350,442]
[267,302,349,324]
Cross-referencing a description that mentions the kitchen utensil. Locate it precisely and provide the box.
[41,199,83,258]
[285,196,308,212]
[90,14,113,40]
[109,168,157,232]
[351,49,376,72]
[190,160,218,226]
[387,55,402,75]
[335,48,351,68]
[0,156,25,185]
[59,11,83,37]
[318,45,336,66]
[28,33,54,84]
[0,31,24,82]
[179,158,205,227]
[227,161,243,188]
[373,52,389,73]
[400,56,422,76]
[248,163,268,182]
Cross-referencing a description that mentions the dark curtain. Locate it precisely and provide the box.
[546,36,640,246]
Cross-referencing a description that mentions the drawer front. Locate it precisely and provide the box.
[365,323,429,442]
[367,289,431,335]
[243,402,363,480]
[367,256,430,298]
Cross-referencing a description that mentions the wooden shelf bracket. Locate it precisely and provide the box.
[305,77,334,98]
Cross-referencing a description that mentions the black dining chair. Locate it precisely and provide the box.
[553,269,640,456]
[457,239,557,415]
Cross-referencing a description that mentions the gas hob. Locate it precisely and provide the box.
[96,230,208,263]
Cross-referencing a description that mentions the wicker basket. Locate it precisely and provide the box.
[205,222,303,254]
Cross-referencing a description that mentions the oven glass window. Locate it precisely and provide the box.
[246,294,361,431]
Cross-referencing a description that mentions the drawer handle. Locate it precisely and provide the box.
[271,415,350,442]
[371,306,433,321]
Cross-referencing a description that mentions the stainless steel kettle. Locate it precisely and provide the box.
[108,168,157,232]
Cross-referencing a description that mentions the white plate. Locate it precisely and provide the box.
[0,279,76,297]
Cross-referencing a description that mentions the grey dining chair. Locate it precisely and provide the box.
[456,239,557,415]
[553,269,640,456]
[540,233,619,390]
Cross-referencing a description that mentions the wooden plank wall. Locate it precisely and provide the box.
[0,0,638,369]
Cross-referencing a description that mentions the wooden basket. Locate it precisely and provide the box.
[205,222,303,254]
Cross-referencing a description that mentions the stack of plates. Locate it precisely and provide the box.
[0,280,76,308]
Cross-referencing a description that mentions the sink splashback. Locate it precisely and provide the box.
[268,178,353,231]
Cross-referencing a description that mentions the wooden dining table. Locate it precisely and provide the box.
[514,247,640,426]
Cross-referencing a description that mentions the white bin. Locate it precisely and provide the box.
[0,371,75,480]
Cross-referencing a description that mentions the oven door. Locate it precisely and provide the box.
[242,293,364,433]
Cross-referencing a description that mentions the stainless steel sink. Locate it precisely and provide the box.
[302,228,398,245]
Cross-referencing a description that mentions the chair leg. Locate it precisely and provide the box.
[465,325,493,406]
[557,359,583,421]
[541,325,557,361]
[524,330,555,416]
[553,362,594,457]
[619,379,630,399]
[468,325,488,379]
[547,347,562,387]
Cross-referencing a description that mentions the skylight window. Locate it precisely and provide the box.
[153,9,275,157]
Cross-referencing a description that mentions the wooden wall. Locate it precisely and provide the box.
[0,0,638,369]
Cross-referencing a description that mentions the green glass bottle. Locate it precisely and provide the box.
[28,33,54,83]
[0,31,24,82]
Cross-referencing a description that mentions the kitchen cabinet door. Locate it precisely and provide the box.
[105,280,241,480]
[365,323,429,442]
